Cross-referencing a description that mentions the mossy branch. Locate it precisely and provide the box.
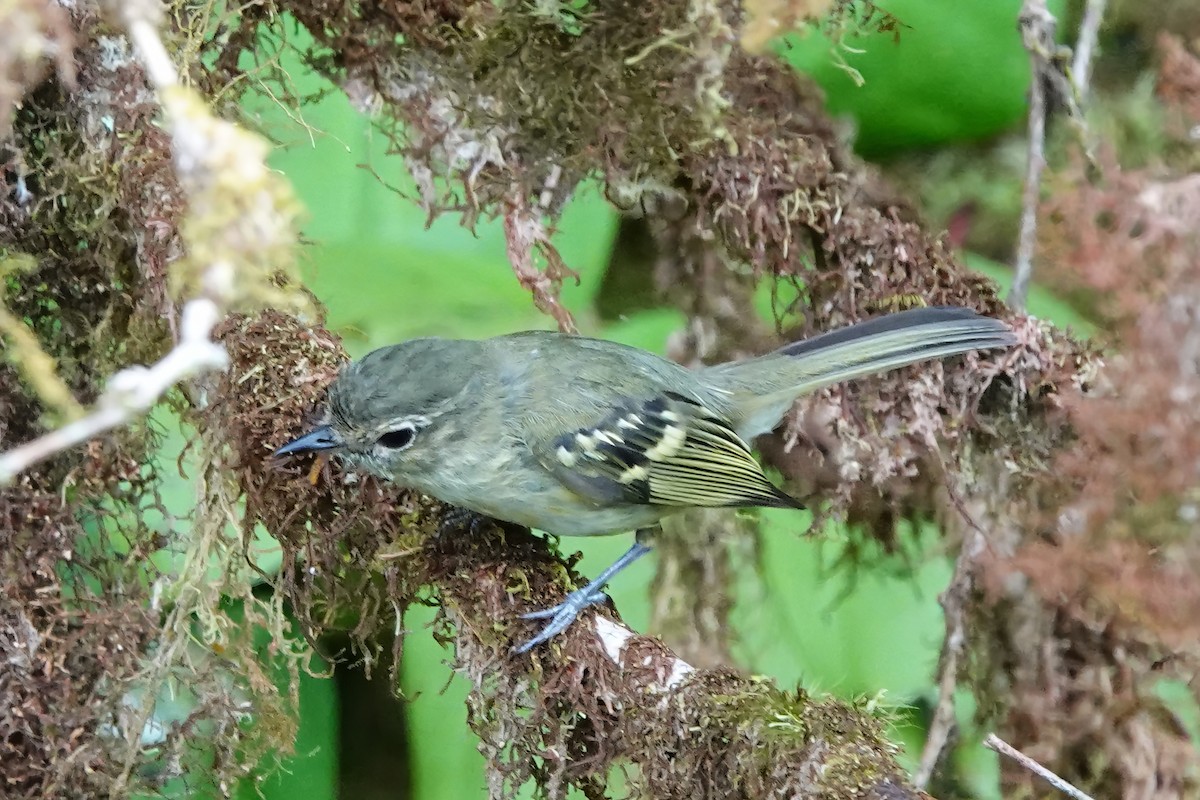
[214,311,926,800]
[0,0,307,483]
[439,524,924,800]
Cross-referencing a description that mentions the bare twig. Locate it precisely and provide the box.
[0,300,227,482]
[1071,0,1108,102]
[985,733,1098,800]
[913,522,987,788]
[1011,0,1105,310]
[1009,0,1057,311]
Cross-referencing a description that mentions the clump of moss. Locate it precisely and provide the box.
[0,473,157,798]
[625,671,911,800]
[209,312,420,647]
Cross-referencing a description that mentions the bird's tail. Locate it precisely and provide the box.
[703,306,1017,438]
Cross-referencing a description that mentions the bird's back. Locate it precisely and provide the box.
[485,331,732,424]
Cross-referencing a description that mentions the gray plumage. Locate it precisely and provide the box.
[275,305,1016,651]
[284,306,1016,537]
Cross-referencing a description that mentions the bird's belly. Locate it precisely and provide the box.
[466,489,668,536]
[428,467,664,536]
[524,505,668,537]
[414,440,668,536]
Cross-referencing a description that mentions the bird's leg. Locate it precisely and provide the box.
[513,527,657,654]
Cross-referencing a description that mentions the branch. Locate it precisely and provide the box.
[0,299,227,482]
[1009,0,1056,311]
[985,734,1097,800]
[432,522,929,800]
[1071,0,1107,102]
[1011,0,1107,310]
[913,520,986,788]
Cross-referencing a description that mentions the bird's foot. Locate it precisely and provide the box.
[438,507,523,538]
[513,585,609,654]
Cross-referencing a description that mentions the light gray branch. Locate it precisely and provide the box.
[985,733,1097,800]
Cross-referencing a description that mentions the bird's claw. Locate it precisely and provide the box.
[439,507,524,538]
[513,586,609,653]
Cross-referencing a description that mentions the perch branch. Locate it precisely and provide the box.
[985,733,1097,800]
[351,511,932,800]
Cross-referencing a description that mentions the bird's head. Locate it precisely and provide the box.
[273,337,482,481]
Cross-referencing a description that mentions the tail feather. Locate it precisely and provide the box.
[705,306,1016,438]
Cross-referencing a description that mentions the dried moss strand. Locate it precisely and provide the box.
[0,303,84,421]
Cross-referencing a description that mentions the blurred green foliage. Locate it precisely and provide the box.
[783,0,1067,157]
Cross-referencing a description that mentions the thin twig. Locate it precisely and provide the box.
[985,733,1097,800]
[913,523,986,789]
[1009,0,1057,311]
[0,1,225,483]
[1071,0,1108,102]
[122,14,179,89]
[0,300,228,483]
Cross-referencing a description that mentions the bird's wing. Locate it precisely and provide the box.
[530,391,801,510]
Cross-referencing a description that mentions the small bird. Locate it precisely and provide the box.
[275,306,1016,653]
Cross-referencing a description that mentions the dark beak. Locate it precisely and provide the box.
[273,426,342,458]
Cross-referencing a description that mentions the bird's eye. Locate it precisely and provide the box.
[377,425,416,450]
